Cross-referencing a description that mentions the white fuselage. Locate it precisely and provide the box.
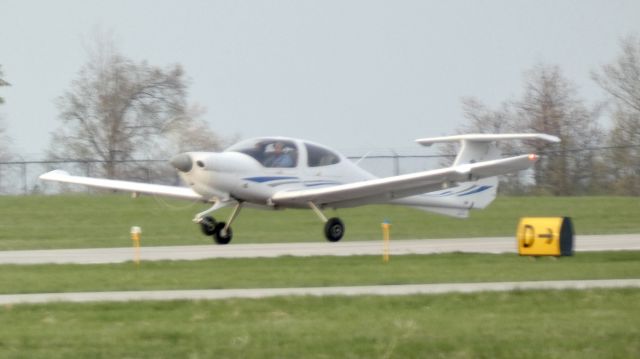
[177,137,375,208]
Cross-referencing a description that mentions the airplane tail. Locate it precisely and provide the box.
[405,133,560,217]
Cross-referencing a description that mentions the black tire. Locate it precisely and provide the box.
[213,222,233,245]
[324,217,345,242]
[200,216,217,236]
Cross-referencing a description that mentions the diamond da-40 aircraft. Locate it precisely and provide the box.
[40,133,559,244]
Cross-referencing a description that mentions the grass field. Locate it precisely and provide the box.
[1,195,639,250]
[1,195,639,357]
[1,289,639,358]
[0,251,639,294]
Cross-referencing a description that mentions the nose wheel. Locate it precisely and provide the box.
[198,216,233,244]
[195,201,243,245]
[213,222,233,244]
[200,216,217,236]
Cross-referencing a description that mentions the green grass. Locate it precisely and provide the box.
[0,195,639,250]
[1,289,639,358]
[1,252,638,294]
[1,196,638,358]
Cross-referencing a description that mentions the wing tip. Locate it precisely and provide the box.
[39,170,71,181]
[540,134,561,143]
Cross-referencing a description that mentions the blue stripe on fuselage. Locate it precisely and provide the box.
[243,176,299,183]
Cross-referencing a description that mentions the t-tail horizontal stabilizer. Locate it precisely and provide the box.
[416,133,560,165]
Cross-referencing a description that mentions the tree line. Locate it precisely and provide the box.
[445,36,640,196]
[1,35,640,195]
[0,65,10,162]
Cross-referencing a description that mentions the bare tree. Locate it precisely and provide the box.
[0,65,11,161]
[160,104,229,155]
[0,65,9,105]
[458,97,514,134]
[592,35,640,195]
[440,97,515,165]
[48,36,214,180]
[514,64,602,195]
[0,121,10,163]
[452,65,603,195]
[592,36,640,114]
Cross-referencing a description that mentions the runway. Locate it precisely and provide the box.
[1,279,639,305]
[1,233,639,265]
[2,236,638,305]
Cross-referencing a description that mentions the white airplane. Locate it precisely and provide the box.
[40,133,559,244]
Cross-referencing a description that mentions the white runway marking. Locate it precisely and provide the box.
[1,234,639,265]
[1,279,638,305]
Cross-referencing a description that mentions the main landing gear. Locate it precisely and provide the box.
[194,202,243,245]
[309,202,345,242]
[194,200,344,244]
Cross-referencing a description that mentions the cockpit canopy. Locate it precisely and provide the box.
[226,138,341,168]
[305,142,340,167]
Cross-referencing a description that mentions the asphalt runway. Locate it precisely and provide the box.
[1,279,639,305]
[1,234,639,265]
[2,235,638,305]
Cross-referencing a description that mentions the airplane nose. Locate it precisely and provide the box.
[170,154,193,172]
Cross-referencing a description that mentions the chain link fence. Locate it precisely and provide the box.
[3,143,638,195]
[0,151,448,195]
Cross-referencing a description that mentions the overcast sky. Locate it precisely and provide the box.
[2,0,640,158]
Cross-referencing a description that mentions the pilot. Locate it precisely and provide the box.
[264,142,295,167]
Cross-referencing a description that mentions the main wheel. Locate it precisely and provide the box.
[324,217,345,242]
[213,222,233,245]
[200,216,217,236]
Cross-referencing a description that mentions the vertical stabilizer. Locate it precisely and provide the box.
[452,139,500,166]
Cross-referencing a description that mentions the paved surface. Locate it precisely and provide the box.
[1,279,638,305]
[1,234,639,265]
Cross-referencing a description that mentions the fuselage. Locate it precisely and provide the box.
[172,137,375,208]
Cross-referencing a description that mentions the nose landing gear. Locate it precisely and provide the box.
[198,216,233,244]
[200,216,217,236]
[212,222,233,245]
[195,201,242,245]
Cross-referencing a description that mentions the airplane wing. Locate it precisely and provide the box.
[39,170,204,201]
[271,154,537,207]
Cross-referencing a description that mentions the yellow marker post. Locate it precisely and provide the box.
[382,220,391,263]
[131,226,142,265]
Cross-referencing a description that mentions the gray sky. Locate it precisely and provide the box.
[1,0,640,159]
